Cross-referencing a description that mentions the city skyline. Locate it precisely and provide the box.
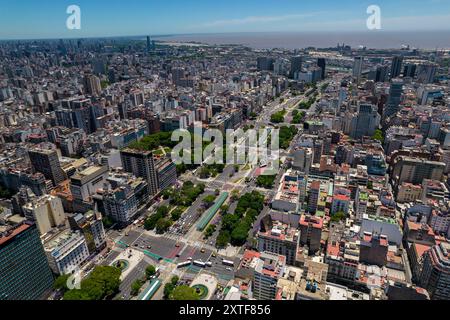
[2,0,450,40]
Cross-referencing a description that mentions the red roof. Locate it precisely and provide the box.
[0,223,31,246]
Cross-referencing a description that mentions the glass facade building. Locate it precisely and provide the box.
[0,222,54,300]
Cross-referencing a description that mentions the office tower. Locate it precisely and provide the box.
[383,79,403,120]
[273,58,287,75]
[420,243,450,300]
[368,65,389,82]
[253,251,286,300]
[257,57,275,71]
[257,218,299,265]
[351,103,380,139]
[390,55,403,79]
[22,194,66,235]
[352,56,363,82]
[83,74,102,96]
[43,229,90,275]
[299,215,323,254]
[0,222,54,300]
[417,64,437,84]
[146,36,152,53]
[290,56,303,78]
[403,63,417,78]
[56,98,96,134]
[171,67,185,86]
[317,58,326,80]
[92,58,106,75]
[28,147,66,186]
[120,148,159,197]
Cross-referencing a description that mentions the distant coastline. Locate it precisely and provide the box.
[155,31,450,50]
[2,31,450,50]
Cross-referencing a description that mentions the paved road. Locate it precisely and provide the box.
[119,260,149,300]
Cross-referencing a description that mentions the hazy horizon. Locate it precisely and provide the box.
[3,30,450,51]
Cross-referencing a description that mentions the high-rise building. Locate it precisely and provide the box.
[120,148,159,197]
[359,233,389,267]
[83,74,102,96]
[155,157,177,192]
[307,181,321,214]
[383,79,403,120]
[102,174,149,226]
[43,229,90,275]
[290,56,303,78]
[146,36,152,53]
[351,103,380,139]
[317,58,326,80]
[68,210,106,254]
[420,243,450,300]
[403,63,417,78]
[352,56,363,83]
[391,156,445,187]
[252,251,286,300]
[0,222,54,300]
[257,57,275,71]
[70,165,109,203]
[22,194,67,235]
[299,214,323,254]
[291,147,313,174]
[368,65,389,83]
[28,147,66,187]
[417,64,437,84]
[390,56,403,79]
[257,218,299,266]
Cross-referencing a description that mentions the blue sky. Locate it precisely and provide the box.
[1,0,450,39]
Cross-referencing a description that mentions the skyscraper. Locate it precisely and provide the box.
[0,222,54,300]
[317,58,326,80]
[383,79,404,120]
[290,56,303,78]
[403,63,417,78]
[390,55,403,79]
[368,65,389,83]
[146,36,152,53]
[120,148,159,197]
[257,57,275,71]
[351,103,380,139]
[352,56,363,83]
[417,64,437,84]
[28,147,66,187]
[83,74,102,96]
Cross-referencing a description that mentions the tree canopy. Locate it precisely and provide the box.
[170,285,200,301]
[63,266,121,300]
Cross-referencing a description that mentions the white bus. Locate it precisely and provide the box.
[193,260,206,268]
[177,261,191,268]
[222,259,235,267]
